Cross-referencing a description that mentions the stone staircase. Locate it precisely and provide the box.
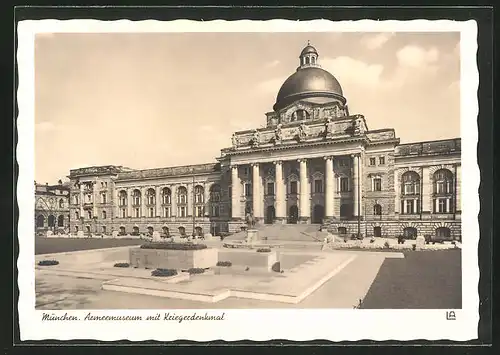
[225,224,326,243]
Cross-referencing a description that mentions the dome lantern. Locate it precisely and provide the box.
[299,40,320,68]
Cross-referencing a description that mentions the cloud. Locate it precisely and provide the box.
[396,45,439,68]
[362,33,394,50]
[321,56,385,88]
[265,60,280,68]
[256,77,285,94]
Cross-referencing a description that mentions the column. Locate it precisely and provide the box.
[394,169,400,214]
[359,154,364,216]
[231,165,241,219]
[413,199,418,214]
[403,199,407,214]
[114,188,119,219]
[79,184,84,216]
[298,159,310,220]
[252,163,261,218]
[421,166,431,212]
[127,189,132,217]
[324,156,334,219]
[274,160,286,220]
[141,187,147,217]
[155,186,161,217]
[433,199,438,213]
[187,183,193,217]
[171,185,177,217]
[446,198,450,213]
[92,181,97,217]
[455,164,461,212]
[204,183,211,218]
[353,154,359,216]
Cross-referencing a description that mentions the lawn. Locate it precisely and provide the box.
[35,237,143,255]
[360,249,462,309]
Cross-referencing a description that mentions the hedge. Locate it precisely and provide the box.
[256,248,271,253]
[187,268,205,274]
[114,262,130,268]
[216,261,232,267]
[140,242,208,250]
[151,268,178,277]
[38,260,59,266]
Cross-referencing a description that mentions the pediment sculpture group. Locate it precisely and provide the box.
[231,117,364,149]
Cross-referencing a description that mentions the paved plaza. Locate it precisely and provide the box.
[34,238,461,310]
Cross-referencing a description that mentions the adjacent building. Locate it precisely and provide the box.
[34,181,71,234]
[67,43,461,240]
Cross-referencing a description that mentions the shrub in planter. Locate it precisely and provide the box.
[151,268,177,277]
[383,241,390,249]
[271,261,281,273]
[114,262,130,268]
[38,259,59,266]
[256,248,271,253]
[187,268,205,275]
[369,238,375,244]
[412,244,417,251]
[140,242,207,250]
[216,261,232,267]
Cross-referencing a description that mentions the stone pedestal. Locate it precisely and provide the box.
[152,231,161,242]
[246,229,259,244]
[416,235,426,250]
[112,231,119,238]
[77,231,84,238]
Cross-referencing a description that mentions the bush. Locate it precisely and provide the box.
[187,268,205,274]
[114,262,130,268]
[140,242,207,250]
[412,244,417,251]
[271,261,281,273]
[216,261,232,267]
[151,268,177,277]
[256,248,271,253]
[38,259,59,266]
[383,241,390,249]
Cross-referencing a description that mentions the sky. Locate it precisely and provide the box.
[34,31,460,184]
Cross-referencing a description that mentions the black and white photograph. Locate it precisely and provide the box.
[16,18,480,342]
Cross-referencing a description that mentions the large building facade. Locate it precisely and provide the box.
[67,44,462,240]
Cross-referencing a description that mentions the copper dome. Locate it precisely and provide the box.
[273,66,345,111]
[300,44,318,56]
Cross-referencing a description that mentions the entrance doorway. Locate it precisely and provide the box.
[373,226,382,238]
[312,204,324,224]
[265,206,275,224]
[403,227,418,239]
[288,205,299,224]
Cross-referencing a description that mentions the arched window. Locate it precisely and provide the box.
[194,185,204,204]
[177,186,188,204]
[435,227,451,240]
[162,187,171,204]
[373,204,382,215]
[433,169,454,195]
[146,188,156,205]
[291,109,310,122]
[57,215,64,227]
[132,189,141,206]
[59,199,65,208]
[337,227,347,235]
[75,211,80,220]
[36,215,45,228]
[87,210,92,219]
[401,171,420,195]
[210,184,221,202]
[118,190,127,206]
[48,215,55,227]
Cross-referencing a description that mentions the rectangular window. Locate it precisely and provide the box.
[340,177,349,192]
[101,193,107,204]
[314,179,323,193]
[339,159,348,167]
[379,156,385,165]
[149,207,154,217]
[163,207,171,217]
[244,183,252,197]
[290,181,298,194]
[102,226,106,234]
[179,206,187,218]
[438,199,447,213]
[267,182,275,196]
[369,157,376,166]
[195,206,203,217]
[373,178,382,191]
[87,211,92,219]
[101,211,107,219]
[134,208,140,218]
[406,200,414,214]
[243,167,250,176]
[211,205,220,217]
[75,211,80,219]
[121,208,126,218]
